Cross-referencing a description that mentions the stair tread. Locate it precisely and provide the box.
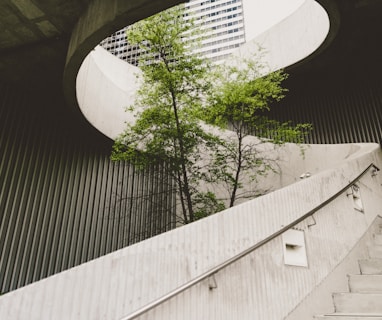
[334,292,382,295]
[359,259,382,275]
[319,312,382,318]
[368,245,382,258]
[333,292,382,313]
[315,314,382,319]
[348,274,382,292]
[374,234,382,245]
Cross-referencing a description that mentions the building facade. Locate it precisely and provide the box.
[100,0,246,64]
[185,0,246,62]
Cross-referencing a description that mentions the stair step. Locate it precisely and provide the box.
[349,274,382,292]
[315,314,382,319]
[369,245,382,258]
[375,225,382,235]
[333,293,382,313]
[359,259,382,275]
[373,234,382,246]
[374,234,382,245]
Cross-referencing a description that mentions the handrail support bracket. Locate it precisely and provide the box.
[208,274,218,290]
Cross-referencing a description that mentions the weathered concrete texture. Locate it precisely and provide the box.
[63,0,183,121]
[0,0,90,94]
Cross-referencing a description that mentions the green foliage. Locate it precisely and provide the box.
[205,57,287,127]
[201,56,312,207]
[112,7,312,222]
[193,192,226,221]
[111,6,223,224]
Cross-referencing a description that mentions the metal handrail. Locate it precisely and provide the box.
[121,162,379,320]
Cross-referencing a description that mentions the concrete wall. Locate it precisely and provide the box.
[238,0,329,71]
[262,142,370,190]
[76,46,139,139]
[1,143,381,320]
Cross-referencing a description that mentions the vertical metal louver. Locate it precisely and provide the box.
[0,83,176,294]
[268,83,382,144]
[2,76,382,294]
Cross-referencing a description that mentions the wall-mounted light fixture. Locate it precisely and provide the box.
[300,172,311,179]
[347,183,364,212]
[282,229,308,267]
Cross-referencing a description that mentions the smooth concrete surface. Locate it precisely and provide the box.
[235,0,329,71]
[0,144,381,319]
[333,293,382,313]
[368,245,382,258]
[76,46,140,138]
[349,274,382,293]
[360,259,382,275]
[374,234,382,245]
[315,316,382,319]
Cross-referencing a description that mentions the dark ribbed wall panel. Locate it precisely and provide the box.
[269,81,382,144]
[2,74,382,295]
[0,83,176,294]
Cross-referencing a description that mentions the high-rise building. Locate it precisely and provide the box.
[185,0,246,62]
[100,0,246,65]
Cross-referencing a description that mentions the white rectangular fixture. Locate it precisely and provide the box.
[282,229,308,267]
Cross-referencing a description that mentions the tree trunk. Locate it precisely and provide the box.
[229,123,244,207]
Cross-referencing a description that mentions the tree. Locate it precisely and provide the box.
[202,56,312,207]
[111,6,312,224]
[111,5,224,224]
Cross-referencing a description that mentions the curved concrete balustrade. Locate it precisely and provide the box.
[77,46,141,139]
[63,0,183,127]
[1,143,381,319]
[73,0,330,139]
[237,0,330,71]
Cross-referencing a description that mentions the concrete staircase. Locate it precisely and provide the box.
[315,233,382,319]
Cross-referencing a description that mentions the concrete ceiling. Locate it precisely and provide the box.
[0,0,92,110]
[0,0,182,103]
[0,0,90,49]
[1,0,382,134]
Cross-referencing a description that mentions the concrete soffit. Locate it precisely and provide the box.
[66,0,335,139]
[62,0,184,131]
[286,0,341,73]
